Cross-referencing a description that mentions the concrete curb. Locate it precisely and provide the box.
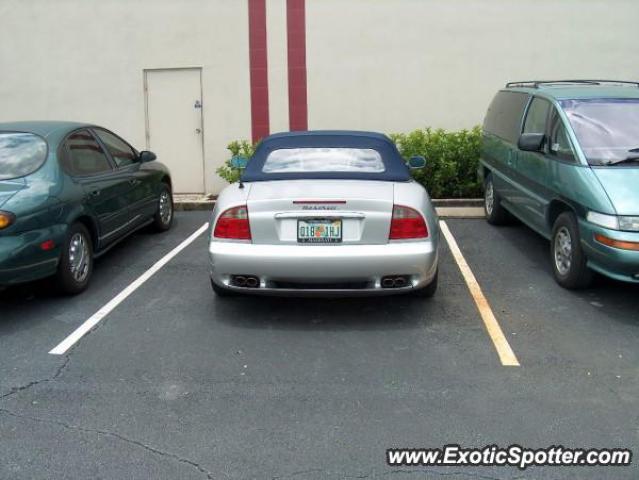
[174,197,485,218]
[174,201,215,211]
[431,198,483,208]
[435,207,485,218]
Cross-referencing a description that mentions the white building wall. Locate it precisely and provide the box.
[2,0,639,194]
[306,0,639,132]
[0,0,251,194]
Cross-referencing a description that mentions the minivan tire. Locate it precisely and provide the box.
[56,223,93,295]
[484,173,509,225]
[551,212,593,289]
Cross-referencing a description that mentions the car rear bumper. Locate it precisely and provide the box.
[209,240,438,296]
[0,225,66,286]
[580,220,639,283]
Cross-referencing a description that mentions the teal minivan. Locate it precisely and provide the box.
[480,80,639,289]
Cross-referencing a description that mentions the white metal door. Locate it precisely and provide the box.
[145,68,204,193]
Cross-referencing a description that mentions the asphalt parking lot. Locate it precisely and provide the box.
[1,211,638,480]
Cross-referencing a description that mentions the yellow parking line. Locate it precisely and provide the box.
[439,221,520,367]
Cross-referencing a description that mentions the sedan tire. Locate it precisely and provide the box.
[56,223,93,295]
[551,212,593,289]
[484,173,509,225]
[153,184,174,232]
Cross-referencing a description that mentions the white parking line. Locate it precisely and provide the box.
[439,221,520,367]
[49,222,210,355]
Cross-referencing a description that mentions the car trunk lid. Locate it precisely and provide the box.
[246,180,394,244]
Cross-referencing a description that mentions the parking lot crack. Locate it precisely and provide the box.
[0,354,71,402]
[0,408,216,480]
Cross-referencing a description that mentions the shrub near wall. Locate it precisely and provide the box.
[389,126,482,198]
[217,126,482,198]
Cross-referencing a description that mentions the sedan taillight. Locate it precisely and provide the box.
[389,205,428,240]
[213,205,251,240]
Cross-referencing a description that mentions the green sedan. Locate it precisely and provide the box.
[0,121,173,294]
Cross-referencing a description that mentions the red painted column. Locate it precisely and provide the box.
[248,0,270,143]
[287,0,308,131]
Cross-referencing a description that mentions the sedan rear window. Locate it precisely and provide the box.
[0,133,48,180]
[262,148,385,173]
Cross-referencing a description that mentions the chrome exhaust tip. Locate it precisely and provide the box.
[381,277,395,288]
[232,275,247,287]
[245,276,259,288]
[393,276,407,288]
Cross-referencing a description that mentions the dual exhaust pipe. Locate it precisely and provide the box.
[231,275,260,288]
[381,276,409,289]
[232,275,408,289]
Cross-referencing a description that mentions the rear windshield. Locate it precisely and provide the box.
[0,132,48,180]
[262,148,385,173]
[560,98,639,165]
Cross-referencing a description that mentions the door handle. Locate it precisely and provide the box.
[195,128,202,134]
[129,179,141,186]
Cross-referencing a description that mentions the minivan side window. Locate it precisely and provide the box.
[523,97,551,135]
[548,109,576,163]
[62,130,113,176]
[483,91,529,143]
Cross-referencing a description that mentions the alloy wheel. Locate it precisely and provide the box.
[485,180,494,215]
[69,232,90,283]
[159,191,173,225]
[554,226,572,276]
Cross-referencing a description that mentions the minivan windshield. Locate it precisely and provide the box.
[0,132,48,180]
[560,98,639,166]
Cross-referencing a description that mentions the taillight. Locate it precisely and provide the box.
[389,205,428,240]
[0,211,15,230]
[213,205,251,240]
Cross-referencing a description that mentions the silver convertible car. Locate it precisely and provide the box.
[208,131,439,297]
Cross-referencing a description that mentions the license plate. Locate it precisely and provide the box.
[297,218,342,243]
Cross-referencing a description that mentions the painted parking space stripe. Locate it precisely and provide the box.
[439,220,520,367]
[49,222,210,355]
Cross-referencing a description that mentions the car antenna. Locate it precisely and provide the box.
[238,177,244,189]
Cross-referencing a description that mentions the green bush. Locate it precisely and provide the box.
[390,126,482,198]
[217,126,482,198]
[216,140,256,184]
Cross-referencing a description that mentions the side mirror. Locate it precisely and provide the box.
[518,133,545,152]
[408,155,426,169]
[139,150,157,163]
[231,155,249,169]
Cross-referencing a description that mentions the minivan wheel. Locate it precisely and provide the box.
[551,212,593,289]
[484,174,509,225]
[153,185,173,232]
[56,223,93,295]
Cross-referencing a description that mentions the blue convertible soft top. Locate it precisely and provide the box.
[241,131,411,182]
